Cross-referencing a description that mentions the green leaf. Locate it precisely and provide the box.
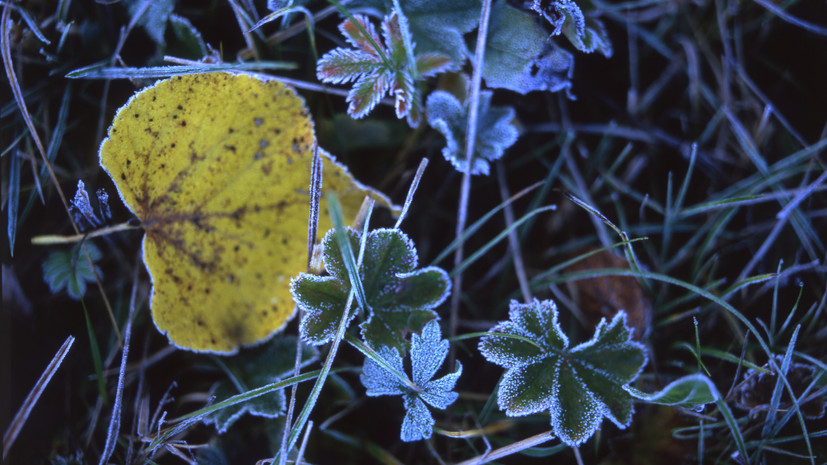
[624,374,717,408]
[317,11,452,126]
[203,336,318,433]
[360,320,462,441]
[479,299,647,446]
[42,242,103,300]
[167,14,208,59]
[425,89,519,175]
[530,0,612,56]
[482,1,573,94]
[123,0,175,47]
[291,228,450,353]
[354,0,481,66]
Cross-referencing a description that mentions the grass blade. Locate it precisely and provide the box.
[3,336,75,459]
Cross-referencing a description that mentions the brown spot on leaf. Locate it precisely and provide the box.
[261,161,273,175]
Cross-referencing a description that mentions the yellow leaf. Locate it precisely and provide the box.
[99,72,396,353]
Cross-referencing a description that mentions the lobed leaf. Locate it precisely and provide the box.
[483,1,573,95]
[425,90,519,175]
[530,0,612,56]
[354,0,480,66]
[42,242,103,300]
[316,9,447,127]
[479,299,647,446]
[291,228,450,352]
[360,320,461,441]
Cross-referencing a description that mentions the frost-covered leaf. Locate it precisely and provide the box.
[123,0,175,46]
[360,320,462,441]
[624,374,717,409]
[203,337,318,433]
[316,10,452,127]
[70,180,101,231]
[123,1,209,60]
[291,228,450,352]
[42,242,103,300]
[354,0,480,66]
[195,446,228,465]
[483,1,573,94]
[425,90,519,176]
[361,345,407,397]
[530,0,612,56]
[479,299,647,446]
[167,14,207,59]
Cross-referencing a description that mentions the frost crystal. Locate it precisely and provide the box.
[479,299,647,446]
[71,180,102,230]
[360,320,462,441]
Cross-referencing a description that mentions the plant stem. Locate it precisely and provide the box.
[450,0,492,366]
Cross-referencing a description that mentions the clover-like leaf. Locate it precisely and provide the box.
[425,90,519,175]
[42,242,103,300]
[291,228,450,353]
[530,0,612,57]
[203,336,318,433]
[360,320,462,441]
[317,10,453,127]
[483,1,573,95]
[479,299,647,446]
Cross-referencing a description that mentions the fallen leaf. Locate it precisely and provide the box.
[99,72,396,353]
[566,248,651,339]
